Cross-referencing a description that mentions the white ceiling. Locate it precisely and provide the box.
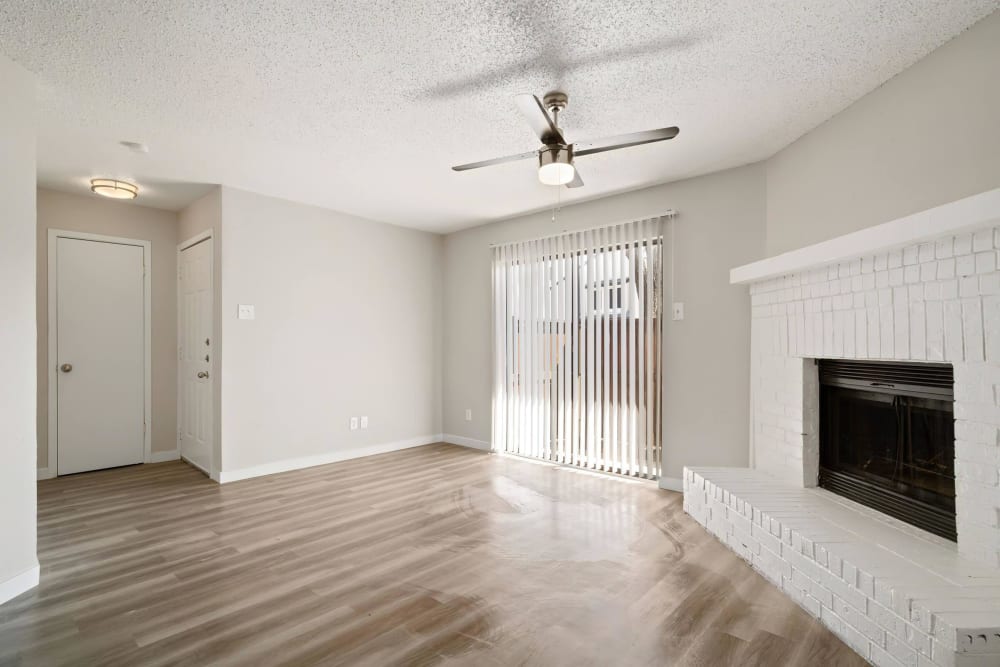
[1,1,996,233]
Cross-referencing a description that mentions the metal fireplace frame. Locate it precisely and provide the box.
[817,359,957,541]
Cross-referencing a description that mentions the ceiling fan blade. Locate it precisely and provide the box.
[566,168,584,188]
[514,93,565,145]
[452,150,537,171]
[573,127,679,157]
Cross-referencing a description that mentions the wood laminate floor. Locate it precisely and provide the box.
[0,444,865,666]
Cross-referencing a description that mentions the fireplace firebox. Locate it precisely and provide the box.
[818,359,956,541]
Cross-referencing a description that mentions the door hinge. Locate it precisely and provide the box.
[143,420,147,435]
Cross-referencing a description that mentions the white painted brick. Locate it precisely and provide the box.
[925,300,944,361]
[918,243,936,264]
[920,262,937,283]
[938,258,956,279]
[977,252,998,274]
[894,302,910,359]
[954,233,973,256]
[875,640,911,667]
[962,299,985,363]
[984,296,1000,363]
[936,239,954,259]
[903,246,919,266]
[958,254,976,277]
[974,229,994,253]
[960,276,980,298]
[981,273,1000,296]
[880,305,895,359]
[910,302,927,361]
[889,249,904,268]
[944,300,964,361]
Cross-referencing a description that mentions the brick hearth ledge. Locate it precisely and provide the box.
[684,467,1000,667]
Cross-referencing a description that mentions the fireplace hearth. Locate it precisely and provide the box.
[818,359,956,541]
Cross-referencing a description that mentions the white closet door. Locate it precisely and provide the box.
[56,237,145,475]
[178,237,213,474]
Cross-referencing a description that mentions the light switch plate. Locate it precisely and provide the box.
[350,417,359,430]
[360,416,368,429]
[465,409,472,421]
[672,302,685,321]
[238,304,255,320]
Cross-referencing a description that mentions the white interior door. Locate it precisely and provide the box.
[56,237,145,475]
[178,237,213,473]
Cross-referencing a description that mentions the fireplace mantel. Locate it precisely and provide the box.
[730,188,1000,285]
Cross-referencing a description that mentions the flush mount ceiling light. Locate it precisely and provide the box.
[90,179,138,200]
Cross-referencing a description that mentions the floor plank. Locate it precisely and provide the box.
[0,444,866,666]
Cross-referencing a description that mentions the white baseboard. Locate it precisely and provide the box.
[658,476,683,492]
[442,433,492,451]
[149,450,180,463]
[37,467,54,480]
[0,563,39,606]
[217,434,444,484]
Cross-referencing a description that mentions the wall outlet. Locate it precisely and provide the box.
[237,304,255,320]
[465,409,472,421]
[672,302,685,321]
[360,416,368,429]
[350,417,359,431]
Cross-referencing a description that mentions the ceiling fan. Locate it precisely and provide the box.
[452,91,679,188]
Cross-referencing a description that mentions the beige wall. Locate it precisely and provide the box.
[178,188,223,477]
[36,189,179,470]
[0,54,38,594]
[765,10,1000,256]
[442,165,766,482]
[218,187,443,474]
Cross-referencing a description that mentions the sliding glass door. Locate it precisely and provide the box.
[491,218,666,479]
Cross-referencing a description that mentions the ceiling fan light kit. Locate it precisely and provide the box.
[452,90,678,190]
[538,145,575,185]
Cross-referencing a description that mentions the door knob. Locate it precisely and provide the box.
[197,371,209,379]
[60,363,73,373]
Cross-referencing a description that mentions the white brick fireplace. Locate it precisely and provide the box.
[684,189,1000,666]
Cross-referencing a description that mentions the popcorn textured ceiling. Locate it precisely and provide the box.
[0,1,996,231]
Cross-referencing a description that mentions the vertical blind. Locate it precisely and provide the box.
[491,217,667,479]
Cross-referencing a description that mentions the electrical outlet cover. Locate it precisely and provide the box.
[350,417,359,430]
[360,416,368,429]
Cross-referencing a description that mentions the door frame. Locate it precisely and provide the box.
[47,229,153,476]
[176,229,214,476]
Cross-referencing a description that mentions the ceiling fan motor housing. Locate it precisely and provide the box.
[539,144,573,167]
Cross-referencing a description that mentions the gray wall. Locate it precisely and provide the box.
[0,54,38,595]
[36,190,180,470]
[218,188,444,474]
[766,10,1000,255]
[442,165,766,482]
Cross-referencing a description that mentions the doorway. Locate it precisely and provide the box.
[48,231,151,475]
[177,232,214,475]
